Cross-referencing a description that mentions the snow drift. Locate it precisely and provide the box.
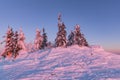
[0,45,120,80]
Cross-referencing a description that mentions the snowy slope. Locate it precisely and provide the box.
[0,45,120,80]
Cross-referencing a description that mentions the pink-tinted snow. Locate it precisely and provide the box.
[0,45,120,80]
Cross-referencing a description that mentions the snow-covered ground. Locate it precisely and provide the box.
[0,45,120,80]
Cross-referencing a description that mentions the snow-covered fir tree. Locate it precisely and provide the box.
[18,28,26,51]
[67,31,75,46]
[34,28,43,50]
[74,24,89,46]
[41,28,48,49]
[13,31,21,58]
[55,14,67,47]
[1,27,14,58]
[74,24,82,46]
[81,34,89,46]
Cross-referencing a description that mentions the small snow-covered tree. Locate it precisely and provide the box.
[81,34,89,46]
[34,28,43,50]
[18,28,26,51]
[74,24,82,46]
[67,31,74,46]
[41,28,48,49]
[1,27,14,58]
[74,24,89,46]
[55,14,67,47]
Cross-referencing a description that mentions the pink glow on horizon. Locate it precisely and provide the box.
[105,48,120,53]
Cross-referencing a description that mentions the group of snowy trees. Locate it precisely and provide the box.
[68,24,89,46]
[0,14,88,59]
[55,14,88,47]
[34,28,48,50]
[1,27,26,58]
[1,27,48,59]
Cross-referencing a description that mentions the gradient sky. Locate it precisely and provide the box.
[0,0,120,53]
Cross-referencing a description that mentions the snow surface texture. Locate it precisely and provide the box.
[0,45,120,80]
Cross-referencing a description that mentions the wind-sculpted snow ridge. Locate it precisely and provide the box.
[0,45,120,80]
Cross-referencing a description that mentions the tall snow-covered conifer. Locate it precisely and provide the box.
[34,28,43,50]
[12,31,21,58]
[41,28,48,49]
[55,14,67,47]
[1,27,14,58]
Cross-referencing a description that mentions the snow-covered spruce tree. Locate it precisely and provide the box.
[41,28,48,49]
[74,24,82,46]
[74,24,89,46]
[13,31,22,58]
[81,34,89,46]
[1,27,14,58]
[67,31,75,46]
[55,14,67,47]
[18,28,26,51]
[34,28,43,50]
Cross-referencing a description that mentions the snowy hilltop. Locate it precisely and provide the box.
[0,45,120,80]
[0,14,119,80]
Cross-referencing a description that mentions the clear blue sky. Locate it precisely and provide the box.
[0,0,120,53]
